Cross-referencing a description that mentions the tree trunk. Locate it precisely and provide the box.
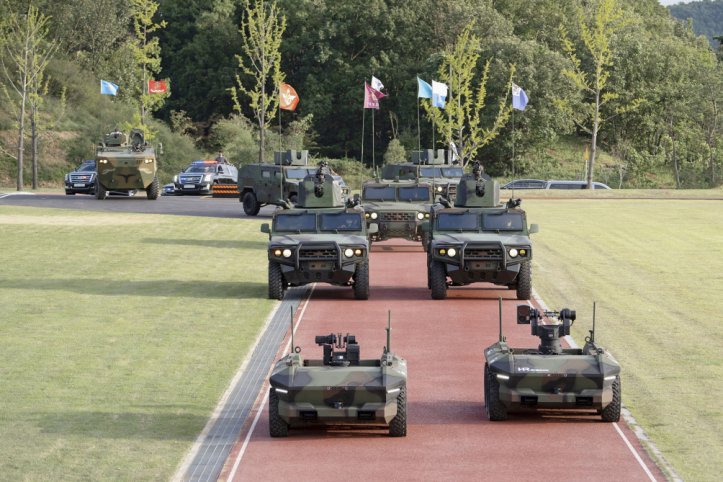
[587,90,600,189]
[31,102,38,189]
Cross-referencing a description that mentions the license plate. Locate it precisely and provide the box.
[183,184,195,189]
[73,183,86,187]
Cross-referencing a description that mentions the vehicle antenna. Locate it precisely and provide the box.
[386,310,392,353]
[498,297,504,342]
[591,301,596,343]
[289,305,295,355]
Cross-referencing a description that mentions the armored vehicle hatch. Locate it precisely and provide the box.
[95,128,159,200]
[268,312,407,437]
[484,302,621,422]
[381,149,464,201]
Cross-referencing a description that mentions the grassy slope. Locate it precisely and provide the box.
[525,197,723,482]
[0,206,273,480]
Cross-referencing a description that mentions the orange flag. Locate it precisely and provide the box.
[279,83,299,111]
[148,80,167,94]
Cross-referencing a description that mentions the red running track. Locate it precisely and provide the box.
[220,242,665,482]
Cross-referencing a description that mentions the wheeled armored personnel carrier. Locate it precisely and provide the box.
[95,129,159,200]
[484,303,621,422]
[381,149,464,201]
[239,150,348,215]
[261,164,376,300]
[426,163,538,299]
[361,179,435,246]
[268,313,407,437]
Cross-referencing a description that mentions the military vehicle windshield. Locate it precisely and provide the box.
[398,186,431,201]
[186,164,216,173]
[285,168,316,179]
[274,212,317,232]
[319,213,363,231]
[482,212,524,231]
[363,186,397,201]
[419,167,464,178]
[437,212,479,231]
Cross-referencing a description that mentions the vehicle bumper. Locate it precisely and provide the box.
[65,182,95,194]
[279,262,357,287]
[370,220,424,241]
[175,183,212,195]
[498,385,612,411]
[279,399,398,426]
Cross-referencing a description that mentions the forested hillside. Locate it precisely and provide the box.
[669,0,723,46]
[0,0,720,189]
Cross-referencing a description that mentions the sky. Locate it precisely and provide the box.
[658,0,696,5]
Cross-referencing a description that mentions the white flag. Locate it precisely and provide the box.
[371,76,384,92]
[432,81,448,108]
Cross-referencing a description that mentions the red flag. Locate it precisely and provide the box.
[279,83,300,111]
[364,82,381,109]
[148,80,167,94]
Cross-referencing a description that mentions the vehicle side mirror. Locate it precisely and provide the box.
[529,223,539,234]
[260,223,270,234]
[367,223,379,234]
[517,305,533,324]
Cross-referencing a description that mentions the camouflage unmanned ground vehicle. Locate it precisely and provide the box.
[268,313,407,437]
[484,303,621,422]
[426,163,538,299]
[173,159,238,195]
[381,149,464,201]
[239,150,348,215]
[261,165,375,300]
[95,129,159,200]
[361,180,435,246]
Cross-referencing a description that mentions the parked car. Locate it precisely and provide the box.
[502,179,611,190]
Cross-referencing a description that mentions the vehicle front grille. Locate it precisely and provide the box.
[299,247,337,260]
[464,246,503,260]
[447,184,457,196]
[180,174,203,184]
[70,173,94,183]
[380,212,415,222]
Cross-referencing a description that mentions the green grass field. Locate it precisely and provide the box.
[0,206,273,480]
[1,195,721,481]
[525,198,723,482]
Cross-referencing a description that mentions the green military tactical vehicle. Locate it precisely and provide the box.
[381,149,464,201]
[260,166,375,300]
[95,129,159,200]
[426,164,538,299]
[268,314,407,437]
[239,150,348,216]
[361,180,435,246]
[484,303,621,422]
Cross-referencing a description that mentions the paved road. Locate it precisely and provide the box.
[219,243,665,482]
[0,191,277,219]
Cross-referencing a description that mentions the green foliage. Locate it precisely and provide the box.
[669,0,723,47]
[383,138,406,164]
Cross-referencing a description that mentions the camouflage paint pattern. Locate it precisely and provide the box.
[381,149,463,201]
[269,351,407,426]
[361,181,434,242]
[96,130,156,190]
[485,340,621,410]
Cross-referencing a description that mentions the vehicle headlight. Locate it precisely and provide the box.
[439,248,446,255]
[370,212,378,220]
[425,213,430,218]
[509,248,518,258]
[203,174,213,182]
[98,159,108,164]
[144,158,154,164]
[344,248,354,258]
[519,248,527,257]
[173,175,178,183]
[447,248,457,257]
[64,174,69,182]
[282,248,292,258]
[436,186,443,192]
[354,248,363,256]
[417,212,424,220]
[273,249,282,257]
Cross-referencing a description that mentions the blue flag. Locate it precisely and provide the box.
[417,77,432,99]
[100,80,119,96]
[512,83,528,110]
[432,81,448,109]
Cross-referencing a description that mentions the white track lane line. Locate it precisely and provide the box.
[226,284,315,482]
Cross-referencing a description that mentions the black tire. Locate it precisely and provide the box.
[243,191,261,216]
[95,179,107,200]
[289,193,298,204]
[388,385,407,437]
[421,231,431,252]
[429,260,447,300]
[268,261,285,300]
[484,364,508,421]
[65,191,75,195]
[268,389,289,437]
[353,259,370,300]
[516,261,532,300]
[146,176,159,200]
[601,376,621,422]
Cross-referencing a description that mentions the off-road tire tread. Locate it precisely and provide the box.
[601,376,622,422]
[421,231,431,252]
[95,180,107,200]
[146,176,160,200]
[485,364,508,421]
[268,389,288,437]
[353,259,370,300]
[243,192,261,216]
[268,261,285,300]
[516,261,532,300]
[430,260,447,300]
[388,386,407,437]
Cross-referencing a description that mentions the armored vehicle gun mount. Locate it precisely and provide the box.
[484,301,621,422]
[268,312,407,437]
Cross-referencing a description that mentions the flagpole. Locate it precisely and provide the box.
[511,83,516,200]
[417,97,421,151]
[361,103,366,170]
[372,109,375,174]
